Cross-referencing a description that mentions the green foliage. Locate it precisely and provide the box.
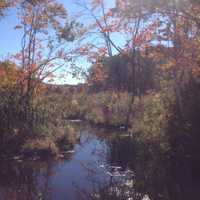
[88,53,156,93]
[22,123,76,157]
[0,63,78,157]
[56,125,76,151]
[48,89,131,127]
[84,92,130,127]
[22,137,59,157]
[131,90,175,152]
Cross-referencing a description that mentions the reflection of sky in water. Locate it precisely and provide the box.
[47,130,109,200]
[0,124,200,200]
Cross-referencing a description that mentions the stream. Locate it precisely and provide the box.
[0,122,200,200]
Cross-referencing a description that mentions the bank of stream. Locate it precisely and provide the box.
[0,122,200,200]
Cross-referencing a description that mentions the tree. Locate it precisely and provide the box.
[0,0,13,18]
[76,0,158,128]
[115,0,200,119]
[88,53,156,93]
[12,0,78,108]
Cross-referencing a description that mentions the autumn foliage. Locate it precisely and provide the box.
[1,0,200,157]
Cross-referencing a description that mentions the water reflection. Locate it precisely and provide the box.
[105,135,200,200]
[0,160,56,200]
[0,124,199,200]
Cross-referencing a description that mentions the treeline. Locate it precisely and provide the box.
[77,0,200,156]
[88,52,156,94]
[1,0,200,158]
[0,0,78,158]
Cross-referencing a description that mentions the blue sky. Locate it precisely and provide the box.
[0,1,164,85]
[0,1,81,55]
[0,0,84,85]
[0,0,117,85]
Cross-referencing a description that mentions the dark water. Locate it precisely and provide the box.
[0,122,200,200]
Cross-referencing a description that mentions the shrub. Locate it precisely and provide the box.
[22,137,59,157]
[131,90,175,152]
[84,92,130,127]
[56,125,76,151]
